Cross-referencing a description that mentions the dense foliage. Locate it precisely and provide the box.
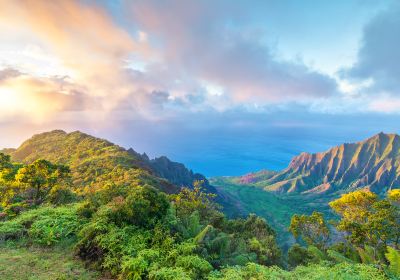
[288,189,400,279]
[3,130,212,194]
[1,152,398,279]
[1,130,400,279]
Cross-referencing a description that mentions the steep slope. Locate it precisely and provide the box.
[248,133,400,195]
[127,149,213,189]
[2,130,210,194]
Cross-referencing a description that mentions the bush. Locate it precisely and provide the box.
[148,267,190,280]
[175,255,213,279]
[47,185,77,205]
[208,262,386,280]
[0,220,24,241]
[3,202,30,218]
[291,262,386,280]
[208,263,288,280]
[28,208,82,245]
[0,205,83,245]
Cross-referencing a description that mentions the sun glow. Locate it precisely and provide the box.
[0,86,21,113]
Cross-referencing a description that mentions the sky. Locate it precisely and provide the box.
[0,0,400,176]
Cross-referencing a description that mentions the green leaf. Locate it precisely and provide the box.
[327,249,354,264]
[193,224,212,244]
[385,246,400,276]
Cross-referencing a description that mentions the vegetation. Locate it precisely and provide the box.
[0,243,100,280]
[289,211,330,249]
[1,131,400,279]
[286,190,400,279]
[210,177,335,247]
[2,130,217,195]
[215,133,400,195]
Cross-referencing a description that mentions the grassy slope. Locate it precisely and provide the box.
[0,243,102,280]
[211,177,336,248]
[3,130,178,194]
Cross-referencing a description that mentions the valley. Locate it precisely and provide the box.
[0,130,399,279]
[210,177,335,247]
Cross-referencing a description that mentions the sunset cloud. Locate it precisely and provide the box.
[0,0,399,175]
[0,0,398,132]
[0,68,92,121]
[0,0,344,124]
[129,0,338,104]
[0,0,156,118]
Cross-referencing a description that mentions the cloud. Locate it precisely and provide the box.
[0,0,156,116]
[0,68,22,81]
[368,97,400,114]
[343,3,400,94]
[129,0,338,105]
[0,68,97,121]
[2,0,393,125]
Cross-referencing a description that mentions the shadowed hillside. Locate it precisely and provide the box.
[127,149,215,192]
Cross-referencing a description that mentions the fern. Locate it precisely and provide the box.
[187,211,202,238]
[327,249,354,264]
[307,245,326,262]
[357,245,376,264]
[385,246,400,276]
[194,225,213,244]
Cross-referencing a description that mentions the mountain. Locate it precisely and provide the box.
[1,130,212,194]
[127,149,212,188]
[227,132,400,195]
[215,170,277,186]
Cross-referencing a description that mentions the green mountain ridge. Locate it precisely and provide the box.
[226,132,400,196]
[1,130,212,194]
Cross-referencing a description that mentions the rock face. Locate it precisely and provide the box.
[254,133,400,195]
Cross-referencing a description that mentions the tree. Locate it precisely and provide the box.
[388,189,400,205]
[329,191,377,246]
[289,211,330,249]
[329,190,378,224]
[171,180,219,223]
[0,153,22,207]
[330,190,400,249]
[387,189,400,248]
[288,243,314,267]
[0,153,12,171]
[15,159,71,205]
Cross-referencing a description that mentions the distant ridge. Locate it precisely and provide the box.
[234,132,400,195]
[127,149,216,192]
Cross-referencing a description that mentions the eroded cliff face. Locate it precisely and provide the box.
[242,133,400,195]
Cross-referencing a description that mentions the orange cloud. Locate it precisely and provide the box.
[0,0,154,116]
[0,70,91,121]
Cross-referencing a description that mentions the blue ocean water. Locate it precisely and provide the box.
[108,112,400,177]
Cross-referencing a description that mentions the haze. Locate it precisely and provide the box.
[1,0,399,176]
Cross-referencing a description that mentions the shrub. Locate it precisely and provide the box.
[175,255,213,279]
[148,267,190,280]
[0,220,24,241]
[288,243,314,268]
[291,262,386,280]
[28,208,82,245]
[208,262,386,280]
[3,202,30,218]
[0,205,83,245]
[47,185,77,205]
